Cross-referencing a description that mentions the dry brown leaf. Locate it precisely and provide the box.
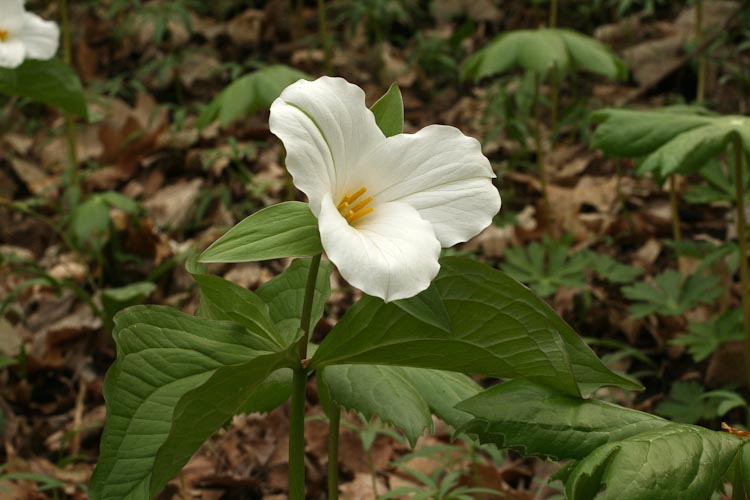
[143,178,203,230]
[10,159,57,199]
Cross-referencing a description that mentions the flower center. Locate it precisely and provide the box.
[337,186,374,225]
[0,30,8,43]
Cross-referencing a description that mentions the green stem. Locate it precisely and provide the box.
[327,409,340,500]
[550,65,559,137]
[58,0,79,203]
[317,0,332,75]
[669,175,682,243]
[733,137,750,426]
[532,73,550,223]
[288,253,322,499]
[549,0,558,28]
[695,0,706,103]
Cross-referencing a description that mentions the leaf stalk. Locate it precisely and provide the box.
[733,136,750,425]
[288,253,322,499]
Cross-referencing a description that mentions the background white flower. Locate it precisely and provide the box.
[270,77,501,302]
[0,0,60,69]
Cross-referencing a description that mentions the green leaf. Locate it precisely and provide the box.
[319,365,481,446]
[622,269,723,319]
[462,29,624,81]
[392,283,451,332]
[654,381,718,424]
[592,107,715,158]
[565,424,743,500]
[457,380,670,460]
[370,82,404,137]
[197,65,309,128]
[320,365,432,446]
[500,236,590,297]
[199,202,322,263]
[69,196,111,252]
[256,258,333,345]
[0,58,88,118]
[192,273,286,351]
[90,306,293,500]
[398,367,481,429]
[312,257,641,397]
[590,254,643,284]
[671,310,744,362]
[101,282,157,331]
[593,108,750,176]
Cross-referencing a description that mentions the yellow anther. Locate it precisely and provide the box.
[347,187,367,204]
[0,31,8,42]
[347,207,374,224]
[350,196,373,214]
[337,186,374,225]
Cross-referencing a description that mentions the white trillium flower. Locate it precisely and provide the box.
[270,77,501,302]
[0,0,60,69]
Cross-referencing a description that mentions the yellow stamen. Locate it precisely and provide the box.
[350,196,373,214]
[337,186,374,225]
[347,206,374,224]
[0,31,8,42]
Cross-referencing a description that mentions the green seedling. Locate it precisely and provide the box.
[622,269,723,319]
[671,310,745,363]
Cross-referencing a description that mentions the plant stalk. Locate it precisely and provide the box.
[327,408,340,500]
[317,0,332,75]
[532,73,551,223]
[734,137,750,425]
[695,0,706,103]
[58,0,79,203]
[669,175,682,243]
[549,0,558,28]
[288,253,322,499]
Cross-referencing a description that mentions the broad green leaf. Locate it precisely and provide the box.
[399,367,480,429]
[638,116,750,175]
[370,82,404,137]
[462,29,624,81]
[256,258,333,344]
[457,380,670,460]
[557,29,626,80]
[312,257,641,397]
[593,109,750,176]
[199,202,322,263]
[90,306,294,500]
[320,365,432,446]
[319,365,481,446]
[592,107,715,158]
[101,282,156,331]
[0,58,88,118]
[565,424,743,500]
[192,273,285,351]
[237,368,293,414]
[197,65,309,128]
[393,283,451,332]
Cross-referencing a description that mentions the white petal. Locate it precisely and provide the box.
[0,0,25,32]
[358,125,501,247]
[0,38,25,68]
[318,193,441,302]
[17,13,59,60]
[269,77,384,215]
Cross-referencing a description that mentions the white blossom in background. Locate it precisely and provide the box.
[270,76,501,302]
[0,0,59,69]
